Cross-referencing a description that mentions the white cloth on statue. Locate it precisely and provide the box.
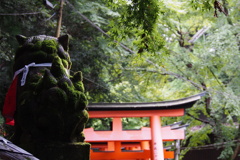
[13,62,52,86]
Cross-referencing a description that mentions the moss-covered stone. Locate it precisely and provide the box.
[42,39,58,54]
[13,35,71,72]
[50,56,68,79]
[11,35,90,160]
[41,70,58,89]
[61,59,69,69]
[32,40,42,51]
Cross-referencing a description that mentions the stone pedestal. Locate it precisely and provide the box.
[34,142,90,160]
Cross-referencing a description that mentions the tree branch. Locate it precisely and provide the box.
[186,113,213,125]
[122,67,158,73]
[0,12,42,16]
[146,59,205,90]
[182,139,240,150]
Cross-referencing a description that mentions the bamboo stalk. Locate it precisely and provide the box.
[56,0,64,37]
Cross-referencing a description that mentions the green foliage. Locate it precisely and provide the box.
[125,0,160,32]
[122,117,149,130]
[106,0,166,53]
[189,0,214,10]
[218,146,234,160]
[86,118,112,130]
[184,124,212,147]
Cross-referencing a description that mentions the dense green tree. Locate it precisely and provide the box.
[101,0,240,159]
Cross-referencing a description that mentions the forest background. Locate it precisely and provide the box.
[0,0,239,159]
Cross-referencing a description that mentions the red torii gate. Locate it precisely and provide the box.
[84,92,205,160]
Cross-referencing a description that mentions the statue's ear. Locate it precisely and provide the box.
[16,35,27,45]
[58,35,69,51]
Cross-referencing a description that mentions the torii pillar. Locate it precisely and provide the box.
[151,115,164,160]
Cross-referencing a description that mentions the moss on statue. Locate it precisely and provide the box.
[11,35,90,160]
[42,40,58,54]
[14,35,71,71]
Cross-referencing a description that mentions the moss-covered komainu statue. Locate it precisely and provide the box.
[2,35,90,160]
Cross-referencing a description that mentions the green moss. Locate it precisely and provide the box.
[27,69,46,89]
[61,59,69,69]
[34,69,57,94]
[72,71,83,82]
[50,57,67,79]
[74,81,85,92]
[68,90,81,109]
[42,70,58,89]
[56,74,88,111]
[57,79,80,109]
[29,51,48,63]
[71,72,85,92]
[42,40,58,54]
[32,40,42,50]
[67,61,72,69]
[74,93,88,110]
[46,87,68,109]
[34,50,47,58]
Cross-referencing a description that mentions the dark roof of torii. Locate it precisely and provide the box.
[88,92,206,111]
